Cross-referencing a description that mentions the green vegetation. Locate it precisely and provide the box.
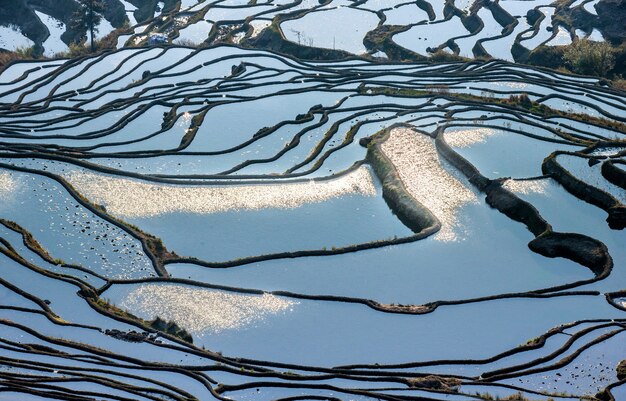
[144,233,174,260]
[358,86,430,97]
[506,93,550,115]
[614,79,626,91]
[13,46,37,58]
[174,38,200,47]
[428,49,471,62]
[475,392,555,401]
[55,23,132,59]
[0,22,131,69]
[617,360,626,380]
[94,297,141,321]
[70,0,106,52]
[0,220,59,263]
[94,298,193,343]
[405,375,461,391]
[527,40,626,82]
[0,46,38,68]
[54,42,96,58]
[359,85,626,135]
[523,336,541,346]
[563,39,616,77]
[150,317,193,343]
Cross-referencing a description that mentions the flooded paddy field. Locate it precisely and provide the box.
[0,44,625,401]
[1,0,621,63]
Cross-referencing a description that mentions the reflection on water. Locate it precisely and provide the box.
[0,44,624,400]
[67,167,376,218]
[503,178,549,195]
[119,284,297,334]
[443,127,499,148]
[0,172,16,199]
[382,128,478,241]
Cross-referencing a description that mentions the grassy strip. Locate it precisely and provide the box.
[93,298,192,343]
[360,86,626,135]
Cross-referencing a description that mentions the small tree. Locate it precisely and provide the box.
[563,39,615,77]
[70,0,106,52]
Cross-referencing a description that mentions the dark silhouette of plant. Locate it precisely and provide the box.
[508,93,533,108]
[70,0,106,52]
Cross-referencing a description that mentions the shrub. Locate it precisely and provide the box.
[0,46,39,69]
[57,42,90,58]
[150,317,193,343]
[508,93,532,108]
[425,84,450,94]
[563,39,615,77]
[613,78,626,91]
[14,46,37,58]
[429,49,467,62]
[174,38,199,47]
[0,51,28,68]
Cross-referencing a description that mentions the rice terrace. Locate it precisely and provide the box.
[0,0,625,400]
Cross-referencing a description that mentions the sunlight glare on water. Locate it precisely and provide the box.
[66,167,377,218]
[120,284,297,334]
[381,128,478,241]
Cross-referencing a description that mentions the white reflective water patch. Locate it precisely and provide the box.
[67,167,376,218]
[381,128,479,241]
[119,284,297,334]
